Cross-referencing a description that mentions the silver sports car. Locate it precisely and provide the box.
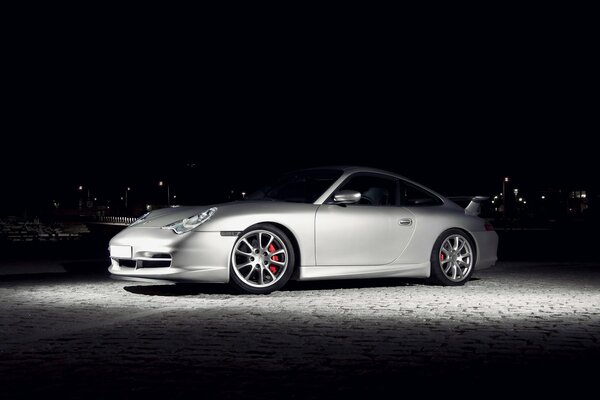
[109,167,498,294]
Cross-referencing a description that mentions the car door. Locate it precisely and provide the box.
[315,173,416,266]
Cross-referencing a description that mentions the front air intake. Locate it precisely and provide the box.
[116,254,172,269]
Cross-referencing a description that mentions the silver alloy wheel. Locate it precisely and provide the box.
[439,234,473,282]
[231,230,289,288]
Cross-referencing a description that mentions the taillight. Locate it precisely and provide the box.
[484,222,495,231]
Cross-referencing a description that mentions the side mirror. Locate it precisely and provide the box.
[333,190,361,205]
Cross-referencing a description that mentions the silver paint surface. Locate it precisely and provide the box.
[109,167,498,284]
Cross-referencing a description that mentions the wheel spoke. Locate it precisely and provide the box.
[270,249,285,256]
[242,238,254,252]
[265,234,274,249]
[236,261,253,270]
[456,240,465,253]
[444,264,453,273]
[453,236,459,250]
[270,260,285,267]
[258,232,264,248]
[235,249,252,256]
[244,268,255,280]
[441,258,451,264]
[258,267,265,285]
[452,264,458,279]
[265,267,277,281]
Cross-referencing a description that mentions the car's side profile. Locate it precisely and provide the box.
[108,167,498,294]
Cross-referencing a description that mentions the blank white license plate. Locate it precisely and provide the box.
[110,245,132,258]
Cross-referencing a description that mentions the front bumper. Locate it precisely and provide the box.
[108,227,236,283]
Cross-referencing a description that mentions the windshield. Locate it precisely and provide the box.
[248,169,343,203]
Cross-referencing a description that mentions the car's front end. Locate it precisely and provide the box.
[108,206,235,283]
[108,201,319,285]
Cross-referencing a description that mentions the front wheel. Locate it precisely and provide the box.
[229,224,295,294]
[428,229,475,286]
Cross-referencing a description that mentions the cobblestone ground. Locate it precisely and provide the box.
[0,261,599,399]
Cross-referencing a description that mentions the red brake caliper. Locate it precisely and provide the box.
[268,244,278,274]
[440,252,445,262]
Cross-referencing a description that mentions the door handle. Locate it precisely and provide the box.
[398,218,413,226]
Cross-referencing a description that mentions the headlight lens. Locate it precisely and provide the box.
[129,212,151,227]
[161,207,217,234]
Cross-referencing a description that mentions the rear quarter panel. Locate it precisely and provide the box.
[396,206,487,264]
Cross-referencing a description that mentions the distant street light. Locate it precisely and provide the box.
[125,187,131,209]
[502,177,510,219]
[78,185,90,198]
[541,195,545,199]
[159,181,171,206]
[78,185,91,210]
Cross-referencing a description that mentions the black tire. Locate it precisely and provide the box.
[427,229,476,286]
[229,224,295,294]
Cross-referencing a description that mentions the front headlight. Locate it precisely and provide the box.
[161,207,218,234]
[129,212,151,227]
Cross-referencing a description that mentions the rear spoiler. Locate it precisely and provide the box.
[447,196,489,216]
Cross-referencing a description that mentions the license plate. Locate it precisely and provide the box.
[110,245,132,258]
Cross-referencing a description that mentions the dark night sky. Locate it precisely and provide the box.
[2,14,597,214]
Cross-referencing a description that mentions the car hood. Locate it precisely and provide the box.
[133,201,315,228]
[133,206,214,228]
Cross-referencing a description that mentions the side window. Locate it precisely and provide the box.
[400,180,442,206]
[338,175,398,206]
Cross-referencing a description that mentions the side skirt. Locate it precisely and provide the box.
[298,262,430,281]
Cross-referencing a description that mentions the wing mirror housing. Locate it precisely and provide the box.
[333,190,361,205]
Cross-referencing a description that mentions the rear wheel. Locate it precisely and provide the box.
[428,229,475,286]
[229,224,295,294]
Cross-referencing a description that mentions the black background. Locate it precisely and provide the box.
[2,10,597,213]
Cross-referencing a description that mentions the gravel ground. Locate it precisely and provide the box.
[1,260,599,399]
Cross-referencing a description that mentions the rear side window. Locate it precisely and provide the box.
[400,180,443,206]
